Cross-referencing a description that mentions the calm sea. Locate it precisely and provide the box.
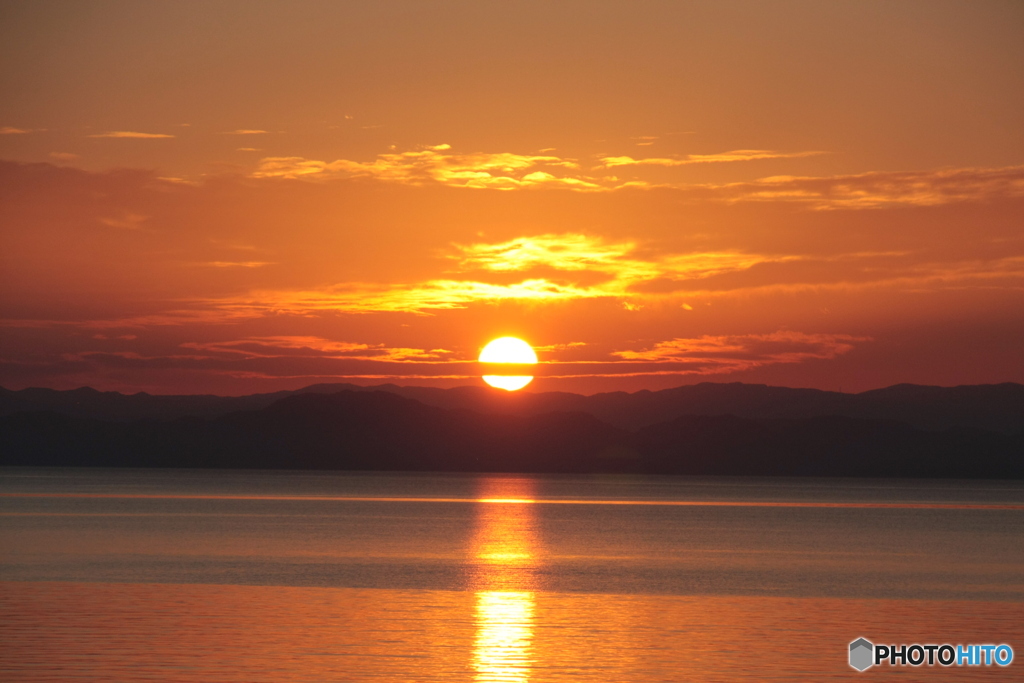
[1,468,1022,681]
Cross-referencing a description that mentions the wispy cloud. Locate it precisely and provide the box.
[694,165,1024,210]
[87,131,175,139]
[204,279,600,316]
[98,212,147,230]
[182,336,454,362]
[0,126,31,135]
[600,149,825,168]
[53,332,867,383]
[631,135,658,146]
[242,141,1023,211]
[453,234,636,273]
[235,142,1024,211]
[196,235,788,316]
[249,144,831,192]
[608,331,868,374]
[195,261,274,268]
[251,144,602,190]
[221,129,268,135]
[451,234,773,287]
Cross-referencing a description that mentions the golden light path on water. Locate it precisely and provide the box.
[470,479,540,682]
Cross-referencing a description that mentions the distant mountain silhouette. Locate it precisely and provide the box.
[363,381,1024,434]
[2,389,1021,478]
[0,385,297,422]
[0,391,634,474]
[3,381,1023,433]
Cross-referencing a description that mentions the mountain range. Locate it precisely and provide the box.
[2,382,1022,478]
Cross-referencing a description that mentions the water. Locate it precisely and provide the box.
[2,468,1022,681]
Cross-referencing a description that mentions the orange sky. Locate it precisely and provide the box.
[1,1,1022,394]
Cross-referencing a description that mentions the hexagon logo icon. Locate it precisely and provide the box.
[849,638,874,671]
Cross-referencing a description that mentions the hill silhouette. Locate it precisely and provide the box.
[1,391,635,473]
[2,388,1021,478]
[2,381,1023,433]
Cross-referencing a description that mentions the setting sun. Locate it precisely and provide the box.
[479,337,537,391]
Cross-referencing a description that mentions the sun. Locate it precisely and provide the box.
[479,337,537,391]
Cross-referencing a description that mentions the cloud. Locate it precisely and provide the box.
[195,261,274,268]
[453,234,636,273]
[609,331,868,374]
[221,129,268,135]
[534,341,587,352]
[249,144,830,192]
[251,144,599,190]
[181,336,455,362]
[49,152,81,161]
[0,126,31,135]
[36,349,472,382]
[98,212,148,230]
[453,233,786,287]
[17,337,469,387]
[631,135,658,146]
[204,278,602,316]
[195,235,789,316]
[693,165,1024,210]
[92,333,137,341]
[600,149,825,168]
[243,143,1020,211]
[87,131,175,139]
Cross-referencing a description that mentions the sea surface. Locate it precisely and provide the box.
[1,468,1022,681]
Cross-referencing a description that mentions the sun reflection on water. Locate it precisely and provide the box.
[470,478,540,683]
[473,592,534,683]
